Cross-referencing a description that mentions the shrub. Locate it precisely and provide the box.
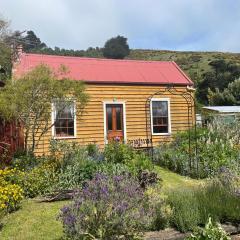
[12,152,43,171]
[138,170,161,189]
[187,217,230,240]
[0,182,23,227]
[59,173,155,240]
[56,159,98,190]
[49,140,86,168]
[104,142,135,164]
[96,162,131,176]
[126,152,153,173]
[86,143,102,160]
[104,142,153,174]
[49,142,103,190]
[0,169,24,225]
[145,186,172,230]
[216,167,240,196]
[19,161,59,197]
[0,163,58,198]
[0,181,24,212]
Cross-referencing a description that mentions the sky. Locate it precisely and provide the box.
[1,0,240,52]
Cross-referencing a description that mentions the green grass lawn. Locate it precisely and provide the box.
[155,166,203,190]
[0,199,69,240]
[0,166,202,240]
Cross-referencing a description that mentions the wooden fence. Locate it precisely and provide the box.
[0,120,24,163]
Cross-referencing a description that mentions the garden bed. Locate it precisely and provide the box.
[0,167,201,240]
[0,137,239,239]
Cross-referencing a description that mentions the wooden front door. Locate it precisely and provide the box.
[106,104,124,142]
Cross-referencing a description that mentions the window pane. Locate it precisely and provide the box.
[152,101,168,116]
[56,102,74,119]
[153,118,157,125]
[116,106,122,130]
[68,128,74,136]
[55,127,61,136]
[107,106,112,130]
[61,119,68,128]
[68,120,74,128]
[153,126,168,133]
[163,117,168,124]
[55,127,68,136]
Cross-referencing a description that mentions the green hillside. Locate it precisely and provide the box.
[128,49,240,84]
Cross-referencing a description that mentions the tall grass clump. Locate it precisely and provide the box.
[167,176,240,232]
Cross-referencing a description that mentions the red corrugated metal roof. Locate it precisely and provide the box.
[13,53,193,85]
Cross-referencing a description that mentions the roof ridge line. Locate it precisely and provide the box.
[24,52,173,64]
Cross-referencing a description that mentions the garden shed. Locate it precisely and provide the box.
[13,52,195,155]
[202,106,240,124]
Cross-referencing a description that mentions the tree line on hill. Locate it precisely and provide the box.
[9,30,130,59]
[1,16,240,107]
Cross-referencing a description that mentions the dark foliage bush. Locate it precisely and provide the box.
[138,170,161,189]
[12,152,44,171]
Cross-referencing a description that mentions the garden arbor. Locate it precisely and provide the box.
[145,85,198,172]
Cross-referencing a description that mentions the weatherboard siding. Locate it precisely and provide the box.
[33,84,194,155]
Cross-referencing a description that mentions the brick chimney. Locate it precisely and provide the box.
[11,44,23,63]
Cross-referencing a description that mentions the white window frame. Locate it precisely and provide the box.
[103,101,127,144]
[150,98,171,136]
[51,101,77,139]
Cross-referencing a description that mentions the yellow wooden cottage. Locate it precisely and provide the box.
[13,53,195,155]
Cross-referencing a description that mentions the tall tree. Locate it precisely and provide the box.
[0,64,88,154]
[103,35,130,59]
[22,30,46,51]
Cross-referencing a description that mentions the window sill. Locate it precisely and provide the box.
[53,136,77,140]
[152,132,171,136]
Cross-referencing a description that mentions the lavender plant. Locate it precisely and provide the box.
[59,173,155,240]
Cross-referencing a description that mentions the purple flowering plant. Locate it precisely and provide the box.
[59,173,155,239]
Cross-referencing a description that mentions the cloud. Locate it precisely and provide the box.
[1,0,240,52]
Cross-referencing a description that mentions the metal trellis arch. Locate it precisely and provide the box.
[145,84,198,172]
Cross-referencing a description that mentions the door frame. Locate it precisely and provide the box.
[103,101,127,144]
